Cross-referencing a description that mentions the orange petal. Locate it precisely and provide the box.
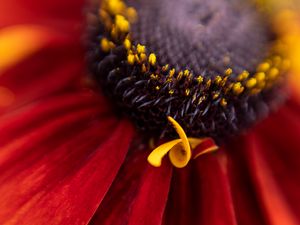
[0,25,51,74]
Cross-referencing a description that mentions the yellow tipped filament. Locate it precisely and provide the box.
[139,53,147,62]
[115,15,130,33]
[127,54,135,65]
[185,89,190,96]
[162,64,170,72]
[169,68,175,77]
[137,44,146,54]
[257,62,271,72]
[106,0,126,15]
[254,72,266,82]
[123,38,131,50]
[267,67,279,80]
[225,68,233,76]
[196,75,204,84]
[184,69,190,77]
[126,7,138,23]
[148,53,157,66]
[215,75,222,85]
[100,38,115,52]
[177,71,183,80]
[232,82,244,95]
[220,98,227,107]
[169,89,175,95]
[246,78,257,88]
[237,71,250,81]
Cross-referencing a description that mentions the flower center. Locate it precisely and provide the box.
[86,0,290,143]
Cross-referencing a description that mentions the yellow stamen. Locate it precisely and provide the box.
[232,82,244,95]
[106,0,126,15]
[225,68,233,76]
[246,78,257,89]
[237,71,250,81]
[127,54,135,65]
[267,67,279,80]
[184,69,190,77]
[214,76,222,85]
[254,72,266,82]
[196,75,204,84]
[220,98,228,107]
[123,38,131,50]
[162,64,169,72]
[185,89,190,96]
[137,44,146,54]
[169,89,175,95]
[139,53,147,62]
[148,53,157,66]
[115,15,130,33]
[169,68,175,77]
[126,7,138,23]
[101,38,115,52]
[257,62,271,72]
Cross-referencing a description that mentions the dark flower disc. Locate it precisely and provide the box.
[86,0,289,142]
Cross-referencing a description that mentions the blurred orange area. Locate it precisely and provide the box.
[273,10,300,97]
[260,0,300,98]
[0,25,50,74]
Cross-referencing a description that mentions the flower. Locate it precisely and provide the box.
[0,0,300,225]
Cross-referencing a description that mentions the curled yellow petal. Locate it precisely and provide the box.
[148,116,193,168]
[167,116,191,160]
[147,139,182,167]
[148,117,218,168]
[193,145,218,159]
[0,25,50,74]
[169,142,191,168]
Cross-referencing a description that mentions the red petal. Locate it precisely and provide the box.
[0,90,135,225]
[224,140,267,225]
[90,150,149,225]
[241,98,300,225]
[0,0,85,34]
[0,28,84,113]
[162,166,194,225]
[126,163,172,225]
[164,152,238,225]
[245,135,299,225]
[90,148,172,225]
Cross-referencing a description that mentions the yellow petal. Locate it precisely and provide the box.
[0,25,50,74]
[169,142,190,168]
[147,139,182,167]
[193,145,218,159]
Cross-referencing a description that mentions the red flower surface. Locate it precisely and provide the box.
[0,0,300,225]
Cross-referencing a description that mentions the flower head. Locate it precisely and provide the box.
[0,0,300,224]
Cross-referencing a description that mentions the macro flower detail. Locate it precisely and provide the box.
[87,0,290,144]
[1,0,300,224]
